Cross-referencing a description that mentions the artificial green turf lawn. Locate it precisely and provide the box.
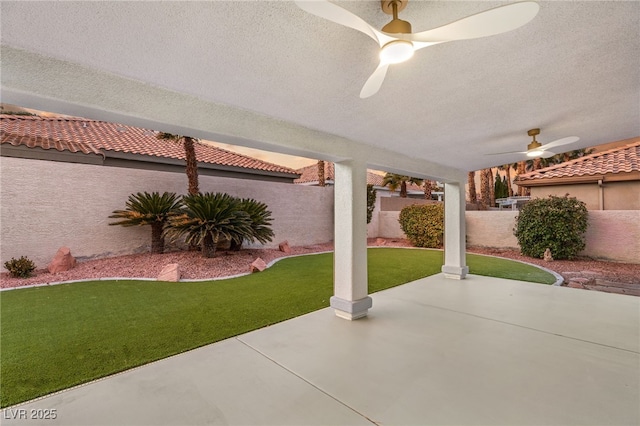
[0,248,554,407]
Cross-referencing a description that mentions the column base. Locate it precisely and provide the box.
[330,296,373,320]
[441,265,469,280]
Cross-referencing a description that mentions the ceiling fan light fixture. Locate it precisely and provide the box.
[526,149,544,158]
[380,40,414,64]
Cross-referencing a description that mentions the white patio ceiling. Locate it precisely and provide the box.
[1,1,638,179]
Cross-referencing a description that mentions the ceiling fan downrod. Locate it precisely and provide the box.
[381,0,412,34]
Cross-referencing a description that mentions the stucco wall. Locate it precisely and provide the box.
[465,210,639,263]
[530,181,640,210]
[376,208,639,263]
[582,210,640,263]
[0,157,334,267]
[465,211,519,249]
[380,197,437,212]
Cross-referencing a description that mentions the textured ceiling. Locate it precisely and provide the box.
[1,1,638,177]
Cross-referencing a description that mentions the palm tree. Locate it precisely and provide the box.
[109,192,182,254]
[479,168,492,207]
[467,171,478,204]
[515,161,527,196]
[229,198,275,251]
[165,193,252,258]
[157,133,199,195]
[383,173,423,198]
[423,180,433,200]
[317,160,326,187]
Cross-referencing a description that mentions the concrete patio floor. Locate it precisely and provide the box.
[3,274,639,426]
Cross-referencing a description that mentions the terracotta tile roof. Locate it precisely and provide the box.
[516,141,640,183]
[294,162,421,190]
[0,114,298,175]
[1,131,103,156]
[294,161,335,184]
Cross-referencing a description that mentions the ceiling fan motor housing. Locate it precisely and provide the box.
[527,128,541,150]
[527,140,542,151]
[381,0,412,34]
[382,19,412,34]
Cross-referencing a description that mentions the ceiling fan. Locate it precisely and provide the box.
[295,0,540,98]
[488,128,580,158]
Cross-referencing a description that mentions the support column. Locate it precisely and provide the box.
[441,181,469,280]
[330,160,372,320]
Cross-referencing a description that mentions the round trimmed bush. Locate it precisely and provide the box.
[398,203,444,248]
[514,194,588,260]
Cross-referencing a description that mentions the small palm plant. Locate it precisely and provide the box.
[109,192,182,254]
[165,193,253,258]
[229,198,275,251]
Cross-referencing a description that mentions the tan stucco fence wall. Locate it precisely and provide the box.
[376,209,640,264]
[0,157,334,268]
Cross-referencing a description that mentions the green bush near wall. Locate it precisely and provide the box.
[514,195,588,260]
[398,203,444,248]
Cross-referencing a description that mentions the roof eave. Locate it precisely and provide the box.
[515,171,640,187]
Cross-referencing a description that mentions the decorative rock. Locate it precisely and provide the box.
[278,241,292,254]
[158,263,180,282]
[251,258,267,273]
[567,277,595,289]
[48,246,77,273]
[543,248,553,262]
[376,238,386,246]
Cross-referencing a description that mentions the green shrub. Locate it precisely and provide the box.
[4,256,37,278]
[514,194,588,260]
[367,184,377,224]
[398,203,444,248]
[165,192,253,258]
[229,198,275,250]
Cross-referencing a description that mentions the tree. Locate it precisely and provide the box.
[498,164,514,197]
[515,161,528,196]
[479,168,492,207]
[383,173,423,198]
[165,193,253,258]
[109,192,182,254]
[423,180,433,200]
[157,133,199,195]
[494,174,509,200]
[467,171,478,204]
[317,160,326,187]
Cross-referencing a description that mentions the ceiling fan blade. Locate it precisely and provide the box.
[295,1,388,46]
[486,150,527,156]
[407,1,540,43]
[540,150,557,159]
[360,63,390,98]
[539,136,580,151]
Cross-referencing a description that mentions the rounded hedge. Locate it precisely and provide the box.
[398,203,444,248]
[513,195,588,260]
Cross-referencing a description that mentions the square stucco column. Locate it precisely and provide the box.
[441,181,469,280]
[330,160,372,320]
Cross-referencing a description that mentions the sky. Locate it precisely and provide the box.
[203,141,317,170]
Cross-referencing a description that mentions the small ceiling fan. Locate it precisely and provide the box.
[488,128,580,158]
[295,0,540,98]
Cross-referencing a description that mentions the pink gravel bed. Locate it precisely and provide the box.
[2,239,637,290]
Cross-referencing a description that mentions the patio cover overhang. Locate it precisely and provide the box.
[2,47,468,319]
